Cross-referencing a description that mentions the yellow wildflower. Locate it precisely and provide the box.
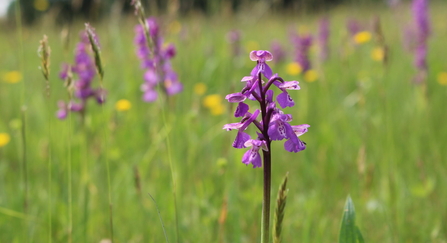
[354,31,371,44]
[2,71,22,83]
[115,99,132,111]
[203,94,222,108]
[0,133,11,147]
[371,47,384,61]
[304,70,318,82]
[286,62,302,76]
[210,104,225,116]
[194,83,207,95]
[245,41,260,53]
[168,21,182,35]
[298,25,309,33]
[34,0,49,11]
[437,72,447,86]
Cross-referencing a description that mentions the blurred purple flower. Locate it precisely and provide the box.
[57,30,106,120]
[270,40,285,64]
[347,19,362,36]
[411,0,430,83]
[291,33,313,72]
[412,0,430,43]
[318,17,330,61]
[414,44,427,70]
[135,17,182,102]
[223,50,309,168]
[227,29,241,57]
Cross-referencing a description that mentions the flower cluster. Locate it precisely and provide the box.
[318,17,330,61]
[291,33,313,73]
[134,17,182,102]
[57,30,105,119]
[226,29,241,57]
[346,19,362,37]
[224,50,309,168]
[412,0,430,83]
[270,40,285,64]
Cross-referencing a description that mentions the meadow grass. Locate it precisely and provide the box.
[0,1,447,242]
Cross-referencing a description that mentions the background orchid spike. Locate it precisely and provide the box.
[224,50,309,168]
[134,17,183,102]
[56,29,106,120]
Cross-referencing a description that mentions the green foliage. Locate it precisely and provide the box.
[339,196,364,243]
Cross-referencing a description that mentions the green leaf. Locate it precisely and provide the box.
[339,195,364,243]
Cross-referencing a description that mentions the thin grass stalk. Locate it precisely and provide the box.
[149,193,170,243]
[98,54,114,243]
[47,115,52,243]
[159,100,180,243]
[131,1,180,240]
[39,35,52,243]
[273,173,289,243]
[68,113,73,243]
[20,107,29,239]
[81,125,90,242]
[14,2,28,242]
[85,24,114,242]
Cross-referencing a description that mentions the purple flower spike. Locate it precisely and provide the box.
[57,28,106,120]
[134,17,182,102]
[412,0,430,43]
[291,34,313,72]
[271,40,285,64]
[411,0,430,83]
[318,17,330,61]
[224,50,309,168]
[227,29,241,57]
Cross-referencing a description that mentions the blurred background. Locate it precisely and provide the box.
[1,0,446,242]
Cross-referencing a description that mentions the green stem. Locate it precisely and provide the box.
[15,2,28,241]
[160,105,179,243]
[47,93,52,243]
[258,71,271,243]
[21,108,29,240]
[68,114,73,243]
[261,148,272,243]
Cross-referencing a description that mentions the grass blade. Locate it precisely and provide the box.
[339,195,364,243]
